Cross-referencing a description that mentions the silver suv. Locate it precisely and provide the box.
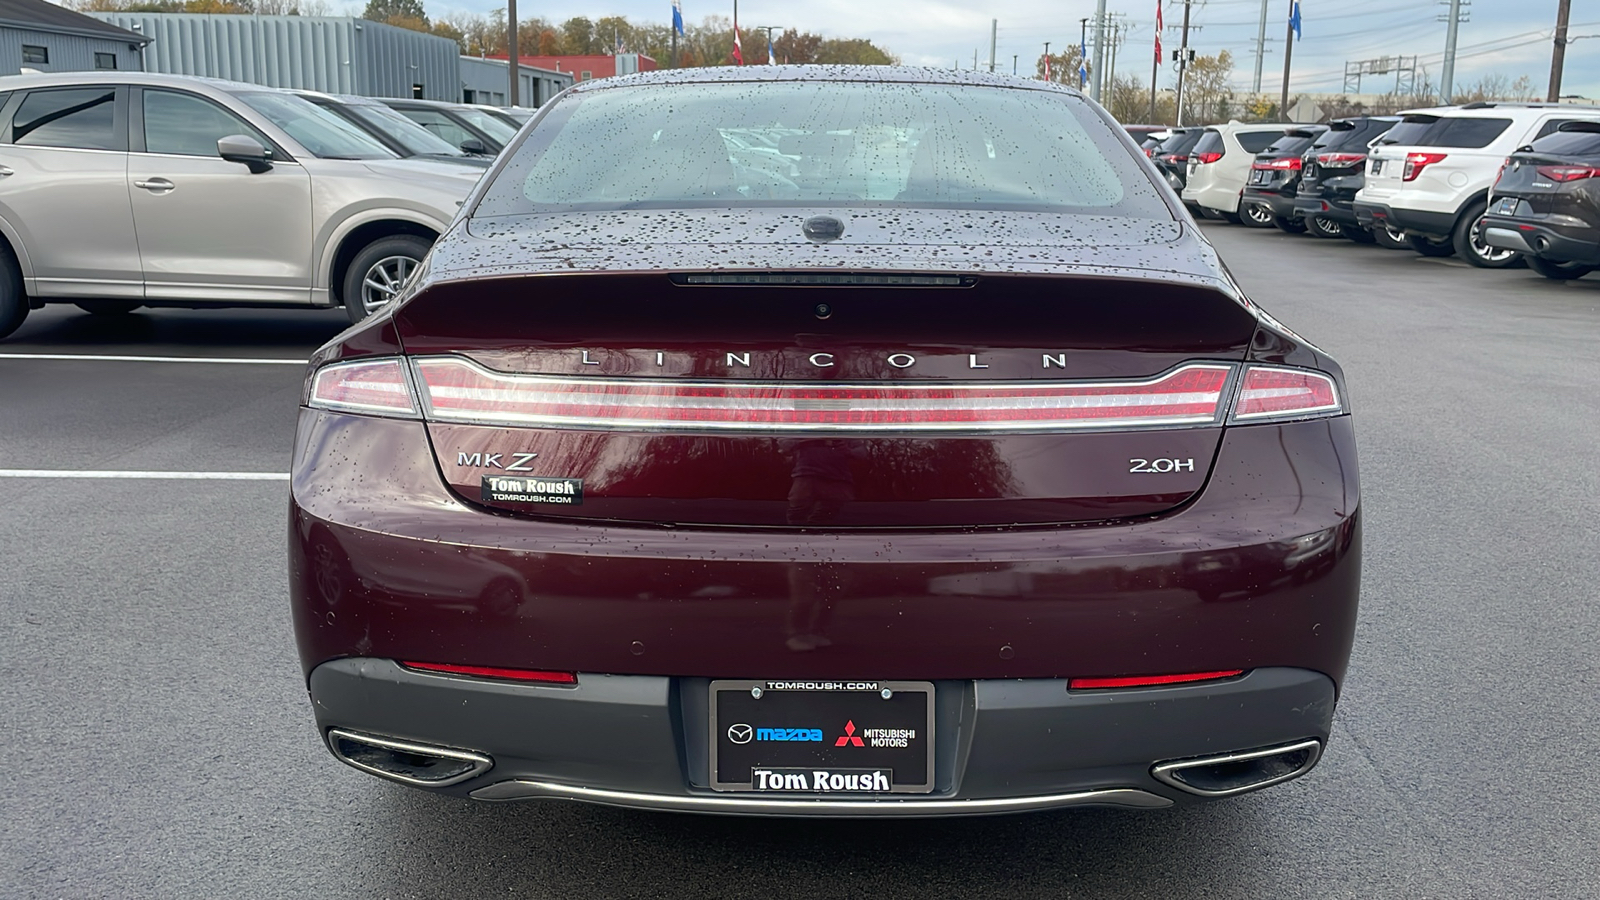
[0,72,484,339]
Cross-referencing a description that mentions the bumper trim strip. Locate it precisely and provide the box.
[469,779,1173,815]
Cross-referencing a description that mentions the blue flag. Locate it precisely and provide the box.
[1078,40,1088,85]
[672,0,684,36]
[1289,0,1302,40]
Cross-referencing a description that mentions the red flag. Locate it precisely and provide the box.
[1044,54,1051,81]
[733,25,744,65]
[1155,1,1164,64]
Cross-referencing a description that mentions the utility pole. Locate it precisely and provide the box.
[1440,0,1463,103]
[989,19,997,72]
[1548,0,1571,101]
[1106,20,1121,99]
[1090,0,1109,101]
[1253,0,1269,92]
[1175,0,1192,125]
[1013,54,1018,75]
[507,0,518,106]
[1280,0,1295,120]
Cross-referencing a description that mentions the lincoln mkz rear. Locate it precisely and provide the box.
[289,67,1360,816]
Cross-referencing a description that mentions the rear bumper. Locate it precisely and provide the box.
[1182,177,1243,213]
[1352,201,1456,237]
[309,658,1336,814]
[1243,188,1300,220]
[1294,194,1361,227]
[1481,217,1600,264]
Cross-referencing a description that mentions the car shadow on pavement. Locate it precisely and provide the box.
[376,787,1261,898]
[5,305,350,353]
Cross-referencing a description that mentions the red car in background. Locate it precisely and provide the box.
[289,66,1360,816]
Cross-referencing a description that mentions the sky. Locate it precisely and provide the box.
[386,0,1598,99]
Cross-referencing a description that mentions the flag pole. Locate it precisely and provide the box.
[1149,2,1160,122]
[1279,0,1295,121]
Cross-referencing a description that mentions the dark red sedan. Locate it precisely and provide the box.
[289,66,1359,816]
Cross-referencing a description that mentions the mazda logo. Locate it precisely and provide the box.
[727,723,753,744]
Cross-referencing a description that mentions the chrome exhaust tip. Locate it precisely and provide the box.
[327,729,493,788]
[1151,739,1322,797]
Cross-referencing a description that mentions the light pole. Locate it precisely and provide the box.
[507,0,519,107]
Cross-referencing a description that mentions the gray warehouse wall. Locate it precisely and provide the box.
[459,56,572,108]
[0,27,142,76]
[89,14,457,100]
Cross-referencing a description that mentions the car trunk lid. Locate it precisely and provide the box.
[393,269,1258,529]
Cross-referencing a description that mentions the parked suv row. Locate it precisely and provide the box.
[0,72,487,340]
[1355,102,1600,267]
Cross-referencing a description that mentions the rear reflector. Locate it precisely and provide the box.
[307,358,417,417]
[401,661,578,684]
[1070,670,1244,689]
[412,358,1234,433]
[1232,366,1341,421]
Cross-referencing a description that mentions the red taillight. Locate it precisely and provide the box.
[1232,366,1341,420]
[1252,157,1303,171]
[1070,670,1244,690]
[401,661,578,684]
[1167,154,1189,162]
[1402,152,1447,182]
[1534,164,1600,182]
[1195,151,1223,164]
[307,358,417,417]
[1315,152,1366,167]
[413,358,1234,434]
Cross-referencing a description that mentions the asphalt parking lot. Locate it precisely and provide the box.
[2,227,1598,899]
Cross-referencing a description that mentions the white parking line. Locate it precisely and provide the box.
[0,353,306,365]
[0,470,289,481]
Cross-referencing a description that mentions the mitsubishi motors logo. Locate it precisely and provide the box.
[834,720,865,747]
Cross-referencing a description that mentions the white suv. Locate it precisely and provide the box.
[1180,121,1292,224]
[1354,102,1600,266]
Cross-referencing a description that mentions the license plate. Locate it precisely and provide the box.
[1494,196,1519,215]
[709,679,935,793]
[1370,160,1384,175]
[1249,170,1267,184]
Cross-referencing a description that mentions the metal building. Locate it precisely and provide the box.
[0,0,148,76]
[458,56,572,108]
[87,13,458,101]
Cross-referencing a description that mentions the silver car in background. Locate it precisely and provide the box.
[0,72,482,339]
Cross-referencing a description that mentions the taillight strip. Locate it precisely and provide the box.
[412,357,1234,433]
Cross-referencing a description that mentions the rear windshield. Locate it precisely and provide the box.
[1193,130,1225,157]
[1159,130,1203,155]
[1315,120,1389,150]
[473,81,1170,217]
[1416,116,1512,149]
[1237,131,1282,153]
[1529,128,1600,156]
[1377,118,1434,145]
[1263,134,1317,155]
